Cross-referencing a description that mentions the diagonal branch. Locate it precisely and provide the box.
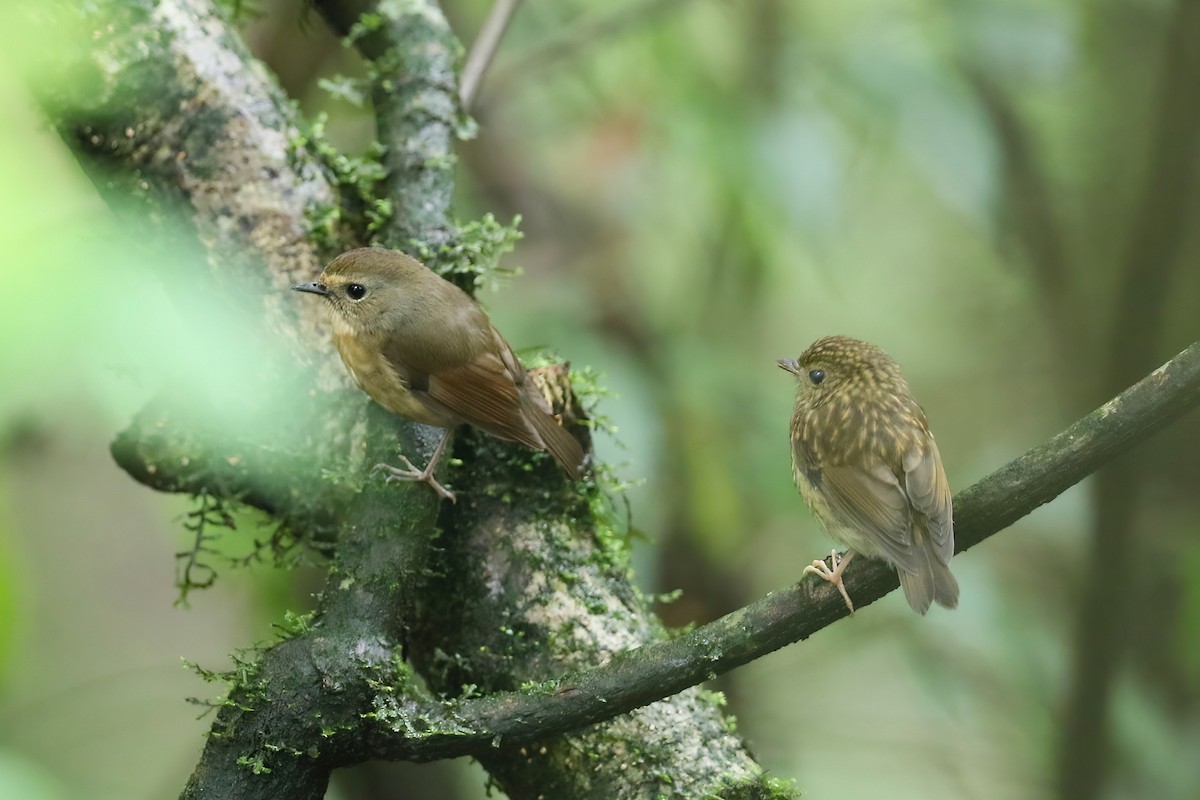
[358,337,1200,758]
[38,0,341,348]
[183,338,1200,780]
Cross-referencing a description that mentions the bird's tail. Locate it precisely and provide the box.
[898,545,959,615]
[523,394,586,479]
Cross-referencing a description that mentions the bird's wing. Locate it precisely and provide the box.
[820,463,925,573]
[418,330,545,450]
[902,437,954,564]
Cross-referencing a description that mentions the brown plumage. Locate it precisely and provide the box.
[293,247,585,500]
[778,335,958,614]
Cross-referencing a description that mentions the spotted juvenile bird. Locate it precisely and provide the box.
[778,336,958,614]
[293,247,585,500]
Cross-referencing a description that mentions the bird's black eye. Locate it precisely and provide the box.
[346,283,366,300]
[808,369,826,386]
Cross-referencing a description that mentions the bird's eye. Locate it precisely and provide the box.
[808,369,826,386]
[346,283,366,300]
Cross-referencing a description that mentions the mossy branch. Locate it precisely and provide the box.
[315,0,462,250]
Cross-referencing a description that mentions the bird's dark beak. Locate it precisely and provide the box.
[777,358,801,376]
[291,281,330,297]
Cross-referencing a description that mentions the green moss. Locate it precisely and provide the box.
[518,678,562,695]
[235,754,272,775]
[366,197,394,235]
[317,75,367,108]
[361,655,476,739]
[411,213,523,292]
[212,0,266,23]
[563,364,617,421]
[305,200,342,253]
[274,609,317,640]
[184,648,269,719]
[706,774,801,800]
[291,113,389,248]
[345,12,385,45]
[696,693,741,736]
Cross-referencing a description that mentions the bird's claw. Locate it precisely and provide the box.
[803,549,855,613]
[372,460,457,502]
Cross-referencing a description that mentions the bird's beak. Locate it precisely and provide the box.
[291,281,330,297]
[777,358,801,376]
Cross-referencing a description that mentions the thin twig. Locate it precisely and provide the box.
[460,0,524,112]
[486,0,700,103]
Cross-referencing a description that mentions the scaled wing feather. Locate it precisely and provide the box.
[819,463,924,573]
[902,439,954,564]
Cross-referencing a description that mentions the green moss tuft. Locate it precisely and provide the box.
[291,113,389,249]
[706,774,801,800]
[411,213,523,293]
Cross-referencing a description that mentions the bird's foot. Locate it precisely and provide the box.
[803,549,856,613]
[373,457,456,502]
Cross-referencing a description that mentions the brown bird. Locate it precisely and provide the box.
[293,247,585,500]
[778,336,958,614]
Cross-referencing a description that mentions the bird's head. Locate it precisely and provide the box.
[777,335,903,409]
[292,248,437,337]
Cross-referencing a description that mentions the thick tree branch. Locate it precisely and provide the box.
[38,0,341,354]
[180,409,445,800]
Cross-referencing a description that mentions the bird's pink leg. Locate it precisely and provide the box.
[804,549,856,613]
[373,429,456,502]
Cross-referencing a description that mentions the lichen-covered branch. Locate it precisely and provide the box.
[316,0,461,250]
[108,390,363,534]
[402,435,769,798]
[179,408,445,800]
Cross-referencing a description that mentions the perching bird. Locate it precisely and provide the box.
[293,247,585,500]
[778,336,958,614]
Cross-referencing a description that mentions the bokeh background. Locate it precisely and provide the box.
[2,0,1199,798]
